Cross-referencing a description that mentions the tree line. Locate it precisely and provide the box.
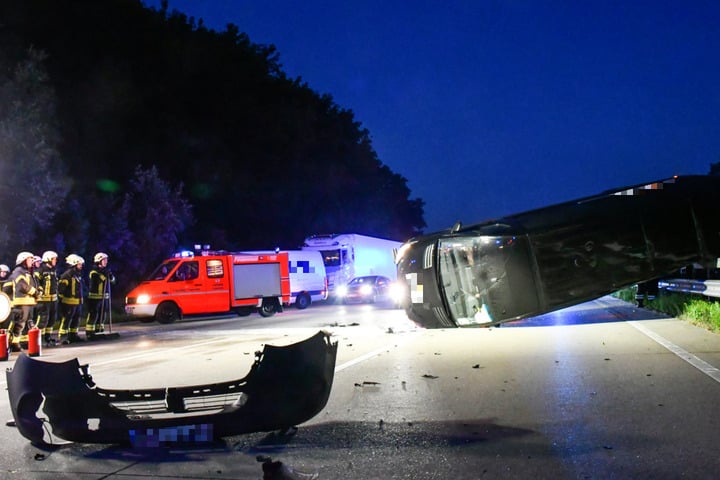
[0,0,426,297]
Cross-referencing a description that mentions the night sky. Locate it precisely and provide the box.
[143,1,720,233]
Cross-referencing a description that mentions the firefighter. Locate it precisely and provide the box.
[35,251,59,346]
[5,252,39,352]
[85,252,115,339]
[57,254,85,344]
[0,263,9,285]
[18,255,43,345]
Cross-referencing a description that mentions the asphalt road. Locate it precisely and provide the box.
[2,296,720,479]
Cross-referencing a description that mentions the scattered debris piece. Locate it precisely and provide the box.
[387,327,394,334]
[354,381,381,387]
[422,374,439,379]
[257,455,319,480]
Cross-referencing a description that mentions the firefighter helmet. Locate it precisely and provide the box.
[42,250,58,262]
[32,255,41,264]
[66,254,85,266]
[15,251,34,266]
[0,264,9,273]
[93,252,109,264]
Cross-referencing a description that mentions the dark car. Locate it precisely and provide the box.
[337,275,397,304]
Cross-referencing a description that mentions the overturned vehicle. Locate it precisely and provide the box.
[6,331,338,446]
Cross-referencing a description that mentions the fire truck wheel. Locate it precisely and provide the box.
[295,293,311,310]
[258,300,277,318]
[235,307,253,317]
[156,302,180,324]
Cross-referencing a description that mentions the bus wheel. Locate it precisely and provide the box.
[156,302,180,324]
[259,299,277,317]
[295,293,311,310]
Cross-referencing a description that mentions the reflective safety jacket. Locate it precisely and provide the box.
[7,265,38,307]
[88,266,115,300]
[58,267,83,305]
[36,263,58,302]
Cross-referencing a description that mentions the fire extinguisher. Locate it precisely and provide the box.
[0,329,8,361]
[27,326,41,357]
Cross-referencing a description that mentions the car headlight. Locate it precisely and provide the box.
[336,285,348,297]
[389,282,406,302]
[136,294,151,304]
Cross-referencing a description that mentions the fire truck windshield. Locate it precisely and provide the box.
[149,260,180,281]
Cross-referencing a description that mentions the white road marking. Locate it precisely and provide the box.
[629,321,720,384]
[334,335,416,373]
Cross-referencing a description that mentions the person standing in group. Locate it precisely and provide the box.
[17,255,43,345]
[57,254,85,345]
[35,251,60,346]
[3,252,39,352]
[0,263,10,287]
[85,252,115,340]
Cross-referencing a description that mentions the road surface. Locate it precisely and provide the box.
[1,296,720,479]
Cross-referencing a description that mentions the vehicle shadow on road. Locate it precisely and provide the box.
[233,418,535,454]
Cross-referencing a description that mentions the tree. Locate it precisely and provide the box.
[119,165,194,288]
[0,48,69,258]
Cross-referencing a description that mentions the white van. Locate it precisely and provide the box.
[242,250,328,309]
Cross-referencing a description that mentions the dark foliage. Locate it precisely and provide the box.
[0,0,425,261]
[0,48,70,254]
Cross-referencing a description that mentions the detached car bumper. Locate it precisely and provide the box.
[6,331,338,446]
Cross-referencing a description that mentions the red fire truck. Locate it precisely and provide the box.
[125,250,290,323]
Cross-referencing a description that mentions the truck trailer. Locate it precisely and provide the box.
[125,250,290,323]
[396,176,720,329]
[301,233,402,295]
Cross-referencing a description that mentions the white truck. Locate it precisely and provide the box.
[242,250,328,309]
[301,234,402,296]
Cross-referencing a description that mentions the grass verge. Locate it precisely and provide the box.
[614,288,720,333]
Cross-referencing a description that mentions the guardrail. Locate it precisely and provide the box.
[658,279,720,299]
